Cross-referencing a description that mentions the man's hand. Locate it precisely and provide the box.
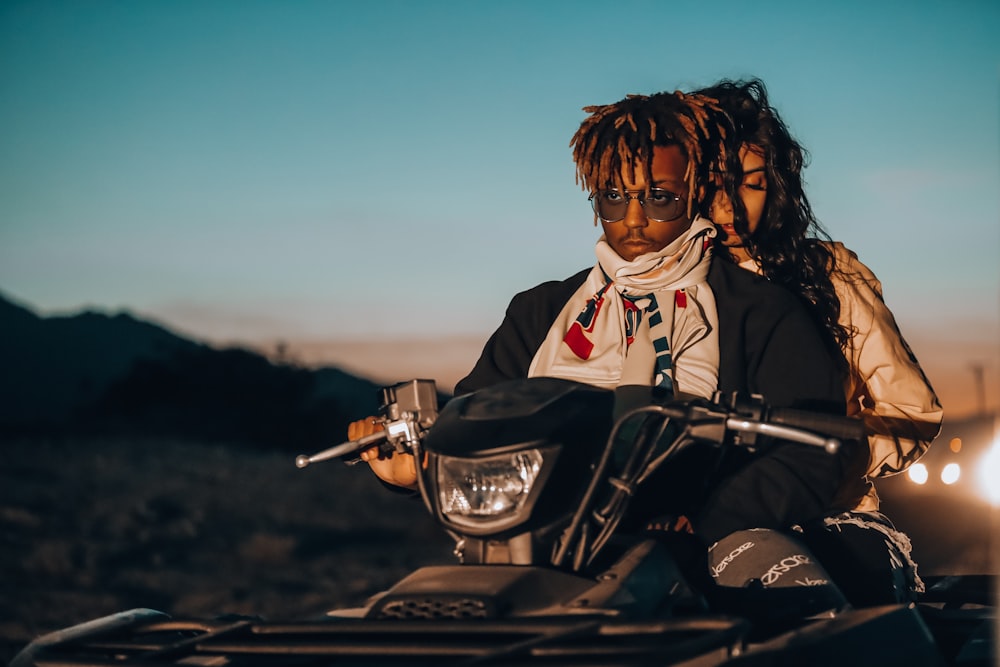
[347,417,419,489]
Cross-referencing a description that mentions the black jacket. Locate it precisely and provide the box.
[455,258,866,544]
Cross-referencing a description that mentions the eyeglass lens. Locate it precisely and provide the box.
[592,189,684,222]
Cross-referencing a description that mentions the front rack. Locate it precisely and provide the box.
[13,609,748,666]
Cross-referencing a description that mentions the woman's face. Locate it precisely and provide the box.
[600,144,693,262]
[711,145,767,261]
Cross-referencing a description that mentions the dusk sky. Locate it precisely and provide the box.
[1,1,998,412]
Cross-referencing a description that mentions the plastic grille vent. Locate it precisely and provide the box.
[374,596,492,619]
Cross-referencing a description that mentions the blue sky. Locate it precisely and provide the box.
[1,1,998,405]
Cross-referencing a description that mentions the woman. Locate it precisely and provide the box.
[692,78,942,604]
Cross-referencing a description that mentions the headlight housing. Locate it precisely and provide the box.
[435,446,557,533]
[419,377,615,540]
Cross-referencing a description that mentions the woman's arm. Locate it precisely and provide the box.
[831,243,943,477]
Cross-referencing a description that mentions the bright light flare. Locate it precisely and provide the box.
[908,463,928,485]
[940,462,961,485]
[977,436,1000,506]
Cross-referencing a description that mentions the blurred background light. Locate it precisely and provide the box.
[940,462,961,485]
[977,435,1000,506]
[908,463,928,485]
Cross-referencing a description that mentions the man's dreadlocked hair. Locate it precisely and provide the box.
[570,90,731,218]
[692,78,852,356]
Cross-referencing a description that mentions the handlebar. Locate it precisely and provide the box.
[723,418,842,453]
[295,430,388,468]
[295,379,440,470]
[296,381,865,471]
[767,407,865,442]
[661,392,863,453]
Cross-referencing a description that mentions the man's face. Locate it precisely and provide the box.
[601,144,693,262]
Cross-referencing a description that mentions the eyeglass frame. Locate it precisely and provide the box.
[587,187,687,223]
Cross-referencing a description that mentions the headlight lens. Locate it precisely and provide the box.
[438,449,546,525]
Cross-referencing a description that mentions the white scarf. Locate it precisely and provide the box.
[528,216,719,398]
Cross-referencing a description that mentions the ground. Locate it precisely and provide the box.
[0,436,454,663]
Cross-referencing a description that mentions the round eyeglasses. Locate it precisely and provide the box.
[588,188,686,223]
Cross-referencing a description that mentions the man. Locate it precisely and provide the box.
[353,90,868,547]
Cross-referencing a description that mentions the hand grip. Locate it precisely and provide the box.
[767,408,865,441]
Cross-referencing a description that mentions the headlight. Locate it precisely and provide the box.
[437,448,549,529]
[941,462,961,485]
[908,463,928,485]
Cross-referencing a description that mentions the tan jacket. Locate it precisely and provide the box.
[742,242,944,511]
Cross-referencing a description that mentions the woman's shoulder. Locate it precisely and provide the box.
[821,241,882,295]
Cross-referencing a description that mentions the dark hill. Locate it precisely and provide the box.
[0,293,202,426]
[0,291,399,449]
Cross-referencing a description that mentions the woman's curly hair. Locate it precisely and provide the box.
[692,78,852,356]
